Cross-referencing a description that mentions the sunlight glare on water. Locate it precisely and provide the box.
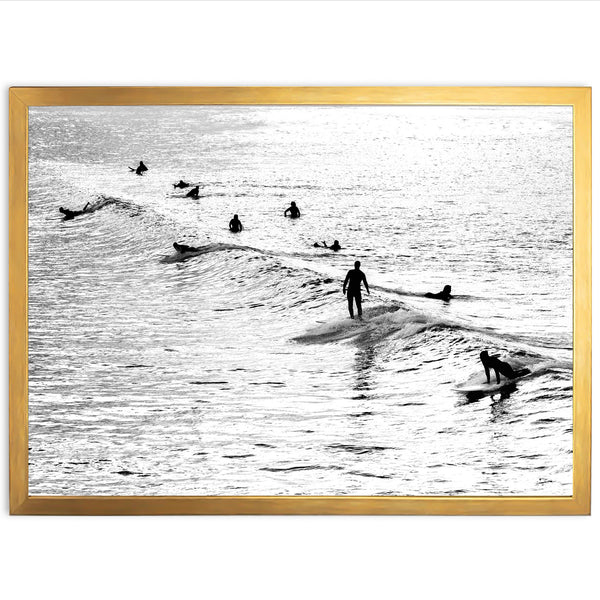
[28,105,572,495]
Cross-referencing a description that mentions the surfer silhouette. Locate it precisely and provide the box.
[425,285,452,301]
[129,161,148,176]
[59,202,91,220]
[314,240,342,251]
[343,261,370,319]
[480,351,530,384]
[229,214,243,232]
[173,180,190,189]
[284,201,301,219]
[186,186,200,199]
[173,242,199,253]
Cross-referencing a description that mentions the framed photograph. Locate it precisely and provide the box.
[9,87,590,515]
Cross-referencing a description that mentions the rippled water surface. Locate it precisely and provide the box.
[28,106,573,495]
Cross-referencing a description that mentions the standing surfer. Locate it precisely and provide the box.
[343,261,370,319]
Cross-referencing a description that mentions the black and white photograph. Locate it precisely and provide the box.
[28,103,573,497]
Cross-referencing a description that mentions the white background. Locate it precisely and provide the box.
[0,2,596,598]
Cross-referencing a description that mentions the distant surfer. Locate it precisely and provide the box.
[173,180,190,189]
[284,201,301,219]
[186,186,200,199]
[173,242,199,253]
[59,202,91,220]
[480,351,530,384]
[129,161,148,176]
[314,240,342,251]
[229,214,243,232]
[343,261,370,319]
[425,285,452,301]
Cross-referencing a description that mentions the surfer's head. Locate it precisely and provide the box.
[291,201,296,206]
[354,261,361,269]
[59,207,65,214]
[233,214,238,219]
[480,350,489,363]
[443,285,451,294]
[333,240,339,246]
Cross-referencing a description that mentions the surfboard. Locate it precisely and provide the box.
[454,369,531,393]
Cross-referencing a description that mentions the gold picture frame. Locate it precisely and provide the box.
[9,86,591,515]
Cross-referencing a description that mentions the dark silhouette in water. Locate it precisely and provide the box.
[229,214,243,232]
[343,260,370,319]
[314,240,342,251]
[284,201,301,219]
[59,202,91,220]
[173,242,200,253]
[173,180,190,189]
[129,161,148,176]
[480,350,531,384]
[186,186,200,199]
[425,285,452,301]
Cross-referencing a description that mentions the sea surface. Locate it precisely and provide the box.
[27,105,573,495]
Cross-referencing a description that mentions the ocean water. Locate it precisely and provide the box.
[27,105,573,496]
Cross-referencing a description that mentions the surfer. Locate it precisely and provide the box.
[186,186,200,199]
[59,202,91,220]
[343,261,370,319]
[425,285,452,301]
[173,242,199,253]
[314,240,342,251]
[284,201,301,219]
[229,214,243,233]
[173,180,190,189]
[480,351,530,384]
[129,161,148,176]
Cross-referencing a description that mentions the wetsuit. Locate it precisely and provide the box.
[229,218,243,232]
[186,186,200,199]
[343,268,369,318]
[284,205,300,218]
[483,356,522,384]
[135,162,148,175]
[173,242,198,253]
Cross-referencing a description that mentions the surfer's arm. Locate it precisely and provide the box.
[483,364,491,383]
[363,274,370,294]
[343,272,350,294]
[83,202,90,211]
[284,207,290,216]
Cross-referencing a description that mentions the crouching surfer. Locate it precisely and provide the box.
[425,285,452,301]
[480,351,530,384]
[59,202,91,220]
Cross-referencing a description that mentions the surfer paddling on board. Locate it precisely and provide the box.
[173,180,190,189]
[343,261,370,319]
[284,201,301,219]
[59,202,91,220]
[129,161,148,176]
[229,214,243,232]
[425,285,452,301]
[314,240,342,251]
[186,186,200,199]
[173,242,199,253]
[480,351,530,384]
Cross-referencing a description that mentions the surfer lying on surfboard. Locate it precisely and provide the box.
[173,180,190,189]
[59,202,91,220]
[425,285,452,301]
[314,240,342,251]
[173,242,200,253]
[480,350,530,384]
